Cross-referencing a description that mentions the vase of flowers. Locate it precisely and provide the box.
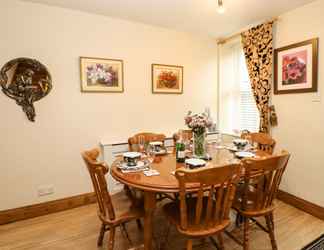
[185,111,213,158]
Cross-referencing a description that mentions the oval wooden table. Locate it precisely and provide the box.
[111,144,269,250]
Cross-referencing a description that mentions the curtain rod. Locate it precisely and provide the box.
[217,17,278,45]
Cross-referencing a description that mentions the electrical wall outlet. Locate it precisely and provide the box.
[38,185,54,197]
[312,92,321,102]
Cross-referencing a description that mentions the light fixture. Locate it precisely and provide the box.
[217,0,226,13]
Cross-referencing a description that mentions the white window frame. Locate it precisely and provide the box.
[217,39,260,135]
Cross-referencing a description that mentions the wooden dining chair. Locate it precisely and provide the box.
[163,164,242,250]
[127,132,168,200]
[128,132,166,151]
[228,151,290,250]
[82,148,144,250]
[172,129,193,145]
[241,132,276,154]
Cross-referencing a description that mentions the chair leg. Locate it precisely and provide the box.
[107,226,116,250]
[186,239,193,250]
[235,213,243,228]
[200,238,207,245]
[217,233,225,250]
[136,219,142,230]
[160,221,171,250]
[266,214,278,250]
[270,212,275,230]
[243,217,250,250]
[124,185,132,198]
[97,223,106,247]
[120,223,133,246]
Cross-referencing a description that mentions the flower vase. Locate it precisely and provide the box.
[193,130,206,158]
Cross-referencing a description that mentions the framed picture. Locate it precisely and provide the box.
[80,57,124,92]
[274,38,318,94]
[152,64,183,94]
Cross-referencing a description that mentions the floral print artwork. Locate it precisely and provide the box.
[282,50,307,85]
[80,57,124,92]
[157,70,179,89]
[86,63,119,87]
[274,38,318,95]
[152,64,183,94]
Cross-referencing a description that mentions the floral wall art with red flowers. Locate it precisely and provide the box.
[152,64,183,94]
[282,50,307,85]
[274,38,318,94]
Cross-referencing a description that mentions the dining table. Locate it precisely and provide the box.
[111,143,269,250]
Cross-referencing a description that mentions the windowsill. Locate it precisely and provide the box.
[219,131,240,138]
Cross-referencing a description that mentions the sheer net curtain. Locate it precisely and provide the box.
[219,38,260,135]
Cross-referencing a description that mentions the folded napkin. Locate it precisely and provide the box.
[144,169,160,176]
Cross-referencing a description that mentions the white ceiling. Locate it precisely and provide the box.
[23,0,316,38]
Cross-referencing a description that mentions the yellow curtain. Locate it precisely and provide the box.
[241,22,273,133]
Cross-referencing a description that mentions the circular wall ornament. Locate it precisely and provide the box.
[0,58,52,122]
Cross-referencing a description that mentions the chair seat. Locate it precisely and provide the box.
[233,184,275,217]
[100,191,144,225]
[163,197,230,237]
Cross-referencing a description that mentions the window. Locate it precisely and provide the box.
[219,39,260,134]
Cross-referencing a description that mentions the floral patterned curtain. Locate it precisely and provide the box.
[241,22,273,133]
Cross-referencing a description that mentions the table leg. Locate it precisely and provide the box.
[144,191,156,250]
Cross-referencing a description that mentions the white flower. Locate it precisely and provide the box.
[184,111,213,130]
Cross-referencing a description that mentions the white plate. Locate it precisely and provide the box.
[120,160,146,169]
[154,149,167,155]
[123,152,141,158]
[185,158,206,167]
[233,139,249,144]
[117,160,150,173]
[143,169,160,176]
[235,151,255,158]
[149,141,163,146]
[233,139,249,149]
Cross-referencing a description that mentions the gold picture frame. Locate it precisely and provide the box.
[80,57,124,93]
[152,64,183,94]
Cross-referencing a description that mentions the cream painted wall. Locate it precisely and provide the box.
[273,0,324,207]
[0,1,218,210]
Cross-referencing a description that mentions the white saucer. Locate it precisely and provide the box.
[154,149,167,155]
[123,152,141,158]
[185,158,206,167]
[149,141,163,146]
[120,161,146,169]
[117,160,150,173]
[233,139,249,144]
[235,151,255,158]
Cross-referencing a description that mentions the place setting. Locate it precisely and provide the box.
[223,138,257,159]
[116,142,163,176]
[116,152,149,173]
[148,141,167,155]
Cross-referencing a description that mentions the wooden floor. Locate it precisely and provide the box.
[0,199,324,250]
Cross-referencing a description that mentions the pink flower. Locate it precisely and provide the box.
[282,56,307,84]
[184,111,212,130]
